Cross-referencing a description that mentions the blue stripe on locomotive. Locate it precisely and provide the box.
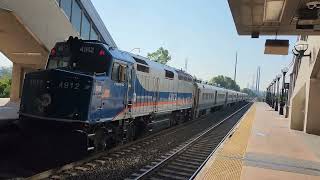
[88,75,193,123]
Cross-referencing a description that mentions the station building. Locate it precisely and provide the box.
[0,0,116,102]
[228,0,320,136]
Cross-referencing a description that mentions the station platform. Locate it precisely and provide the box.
[0,98,19,126]
[195,102,320,180]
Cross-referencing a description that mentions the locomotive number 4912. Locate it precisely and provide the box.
[58,81,80,90]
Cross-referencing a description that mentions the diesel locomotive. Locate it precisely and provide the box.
[19,37,248,151]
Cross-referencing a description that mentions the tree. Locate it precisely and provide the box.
[0,67,12,98]
[209,75,240,91]
[147,47,171,65]
[241,88,257,97]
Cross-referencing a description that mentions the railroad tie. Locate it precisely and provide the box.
[74,166,88,171]
[85,163,97,168]
[94,159,106,165]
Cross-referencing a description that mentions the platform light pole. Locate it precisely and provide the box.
[266,86,268,104]
[270,82,273,107]
[268,84,272,106]
[266,85,270,105]
[279,67,289,115]
[275,74,281,111]
[234,52,238,82]
[269,83,272,107]
[272,79,277,109]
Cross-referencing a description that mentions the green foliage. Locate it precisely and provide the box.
[147,47,171,65]
[0,67,12,98]
[241,88,257,97]
[209,75,240,91]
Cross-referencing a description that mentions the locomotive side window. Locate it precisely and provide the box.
[119,65,126,82]
[112,62,126,82]
[112,63,120,81]
[165,70,174,79]
[137,64,149,73]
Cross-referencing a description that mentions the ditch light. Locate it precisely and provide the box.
[264,39,289,55]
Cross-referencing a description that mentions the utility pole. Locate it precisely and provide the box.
[258,67,261,93]
[256,67,258,92]
[234,52,237,82]
[252,74,255,91]
[255,66,261,94]
[256,66,261,92]
[185,58,188,72]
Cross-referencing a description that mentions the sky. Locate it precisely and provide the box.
[0,0,297,90]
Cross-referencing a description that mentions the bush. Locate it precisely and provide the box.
[0,76,11,98]
[0,67,12,98]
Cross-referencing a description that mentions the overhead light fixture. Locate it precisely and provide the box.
[12,52,42,56]
[264,0,286,22]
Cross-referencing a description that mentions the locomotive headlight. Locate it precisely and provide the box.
[40,93,52,107]
[73,113,81,120]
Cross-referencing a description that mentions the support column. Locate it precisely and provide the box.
[290,84,306,131]
[10,63,22,102]
[304,79,320,135]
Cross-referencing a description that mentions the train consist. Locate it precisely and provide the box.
[19,37,248,151]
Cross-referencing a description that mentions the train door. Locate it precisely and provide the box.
[153,78,160,112]
[225,92,228,106]
[214,91,217,104]
[193,87,200,119]
[108,61,128,120]
[125,66,135,117]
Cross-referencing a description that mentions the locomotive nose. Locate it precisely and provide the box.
[20,69,93,122]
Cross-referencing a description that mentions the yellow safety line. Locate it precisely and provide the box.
[195,104,256,180]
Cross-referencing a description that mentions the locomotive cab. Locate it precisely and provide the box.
[19,37,130,126]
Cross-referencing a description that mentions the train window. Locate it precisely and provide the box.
[133,57,148,65]
[165,70,174,79]
[176,70,192,82]
[47,56,70,69]
[90,28,99,40]
[119,65,126,82]
[112,63,120,81]
[60,0,72,19]
[81,13,91,40]
[111,63,126,82]
[71,0,81,33]
[137,64,149,73]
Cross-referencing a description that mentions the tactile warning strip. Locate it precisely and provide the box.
[195,104,256,180]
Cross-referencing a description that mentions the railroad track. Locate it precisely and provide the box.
[127,103,251,180]
[25,103,250,180]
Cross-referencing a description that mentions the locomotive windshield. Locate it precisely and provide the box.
[47,42,112,75]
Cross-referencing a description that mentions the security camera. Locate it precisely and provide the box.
[306,1,320,10]
[305,1,320,18]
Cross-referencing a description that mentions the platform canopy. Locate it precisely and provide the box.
[228,0,320,36]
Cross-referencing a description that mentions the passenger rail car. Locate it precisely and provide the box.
[19,37,247,151]
[193,83,247,117]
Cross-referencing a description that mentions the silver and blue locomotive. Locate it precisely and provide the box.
[19,37,247,151]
